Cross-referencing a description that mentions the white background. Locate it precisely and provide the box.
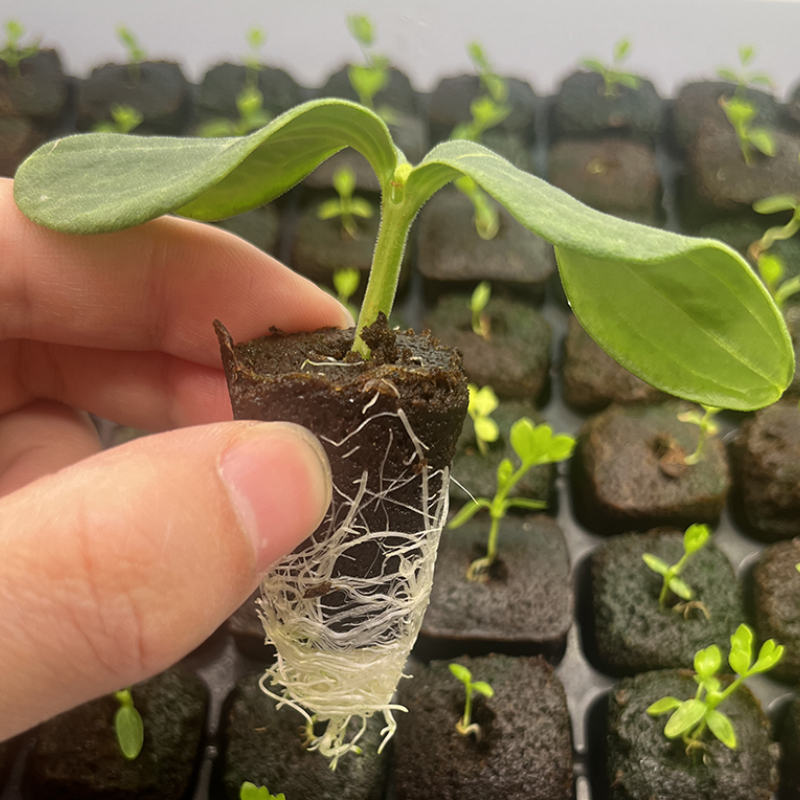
[6,0,800,99]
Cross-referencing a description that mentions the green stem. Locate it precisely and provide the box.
[485,514,501,566]
[463,685,474,728]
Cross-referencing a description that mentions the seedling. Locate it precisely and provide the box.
[647,624,783,756]
[317,165,375,239]
[716,45,774,96]
[113,688,144,760]
[116,25,146,83]
[581,38,641,98]
[719,95,775,167]
[243,27,266,88]
[467,384,500,456]
[240,782,285,800]
[642,523,711,617]
[448,663,494,740]
[93,104,143,134]
[14,88,795,764]
[0,20,39,79]
[346,13,394,123]
[449,419,575,580]
[677,405,721,466]
[470,280,491,339]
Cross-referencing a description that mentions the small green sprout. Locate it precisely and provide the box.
[240,781,286,800]
[113,688,144,760]
[448,663,494,740]
[317,166,375,239]
[647,624,783,756]
[346,13,394,123]
[93,104,143,134]
[116,25,146,83]
[467,384,500,456]
[642,523,711,616]
[470,280,492,339]
[677,404,721,466]
[0,20,39,79]
[331,267,361,319]
[719,95,776,167]
[716,44,774,95]
[581,38,641,98]
[449,419,575,581]
[243,27,266,88]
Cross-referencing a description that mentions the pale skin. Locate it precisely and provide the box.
[0,177,350,741]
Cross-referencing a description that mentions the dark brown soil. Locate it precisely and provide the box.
[0,50,68,126]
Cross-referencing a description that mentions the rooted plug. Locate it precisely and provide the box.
[93,104,143,134]
[470,280,492,339]
[0,20,39,79]
[240,781,286,800]
[449,419,575,581]
[116,25,146,83]
[448,663,494,741]
[317,166,375,239]
[647,624,783,756]
[581,37,641,98]
[678,405,721,466]
[113,688,144,760]
[642,523,711,617]
[467,384,500,456]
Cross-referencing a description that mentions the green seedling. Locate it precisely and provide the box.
[243,27,266,88]
[719,95,775,167]
[449,419,575,580]
[716,44,774,95]
[317,165,375,239]
[1,20,39,79]
[327,266,361,319]
[198,85,271,138]
[346,13,394,123]
[448,663,494,740]
[581,38,641,98]
[642,523,711,617]
[647,624,783,756]
[467,384,500,456]
[93,104,143,134]
[240,781,285,800]
[116,25,146,83]
[113,688,144,760]
[470,280,491,339]
[677,405,721,466]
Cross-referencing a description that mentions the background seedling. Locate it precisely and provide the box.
[449,419,575,580]
[93,104,143,134]
[113,688,144,760]
[327,266,361,319]
[678,405,721,466]
[448,663,494,740]
[647,624,783,756]
[467,384,500,456]
[581,38,641,98]
[317,165,375,239]
[470,280,492,339]
[719,95,775,166]
[0,20,39,79]
[716,44,775,96]
[240,781,285,800]
[242,27,266,88]
[346,13,394,123]
[116,25,146,83]
[642,523,711,616]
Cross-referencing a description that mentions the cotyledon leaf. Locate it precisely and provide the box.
[13,99,399,234]
[405,140,794,411]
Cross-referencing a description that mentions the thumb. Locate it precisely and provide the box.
[0,420,330,740]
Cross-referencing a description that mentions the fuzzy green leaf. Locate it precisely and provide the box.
[332,267,360,299]
[333,166,356,198]
[694,644,722,678]
[664,699,707,739]
[749,128,776,157]
[706,708,737,749]
[471,281,492,315]
[642,553,669,576]
[448,499,490,529]
[614,38,632,61]
[668,575,693,601]
[729,624,755,675]
[616,73,641,90]
[347,14,374,47]
[646,696,683,716]
[474,416,499,443]
[469,384,498,416]
[449,663,472,684]
[716,68,739,83]
[317,198,343,220]
[472,681,494,698]
[683,523,710,554]
[509,418,542,463]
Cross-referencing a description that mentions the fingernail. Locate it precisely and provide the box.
[220,423,331,575]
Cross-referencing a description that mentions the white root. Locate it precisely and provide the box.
[256,387,450,768]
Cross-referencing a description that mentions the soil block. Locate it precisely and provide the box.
[427,74,539,145]
[214,205,280,255]
[0,50,68,127]
[25,666,208,800]
[0,115,45,178]
[573,401,730,535]
[680,116,800,229]
[588,529,744,675]
[227,590,276,661]
[219,673,388,800]
[417,187,556,302]
[423,292,551,403]
[418,515,572,661]
[753,539,800,683]
[561,314,666,412]
[605,670,778,800]
[450,399,553,506]
[781,694,800,799]
[731,401,800,541]
[394,654,573,800]
[76,62,192,134]
[550,71,662,143]
[670,81,782,153]
[547,138,663,225]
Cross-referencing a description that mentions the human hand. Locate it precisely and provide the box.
[0,177,350,740]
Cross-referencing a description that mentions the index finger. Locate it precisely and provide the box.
[0,178,351,366]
